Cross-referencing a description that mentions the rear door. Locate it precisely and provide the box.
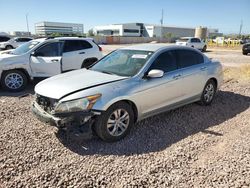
[61,40,94,71]
[175,49,207,99]
[30,42,63,77]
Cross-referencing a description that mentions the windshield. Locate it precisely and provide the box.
[11,41,40,55]
[91,50,154,77]
[177,38,189,42]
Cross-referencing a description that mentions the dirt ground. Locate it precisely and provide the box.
[0,45,250,187]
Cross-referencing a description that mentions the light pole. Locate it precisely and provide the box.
[26,13,30,36]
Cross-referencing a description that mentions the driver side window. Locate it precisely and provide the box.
[35,42,62,57]
[149,51,177,73]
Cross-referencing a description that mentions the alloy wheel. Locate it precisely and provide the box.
[204,83,214,103]
[5,73,24,90]
[107,109,130,137]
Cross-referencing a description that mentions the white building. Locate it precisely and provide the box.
[93,23,143,37]
[144,25,195,38]
[35,21,84,36]
[93,23,221,38]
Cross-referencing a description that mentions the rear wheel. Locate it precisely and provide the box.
[199,79,216,106]
[81,58,98,69]
[5,45,13,50]
[1,70,28,92]
[94,102,134,142]
[202,45,207,52]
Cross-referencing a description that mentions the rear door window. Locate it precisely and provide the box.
[0,36,10,42]
[175,49,204,68]
[149,51,178,73]
[63,40,92,53]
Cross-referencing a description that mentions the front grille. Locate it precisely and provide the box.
[36,94,57,113]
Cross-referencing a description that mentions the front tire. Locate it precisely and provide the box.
[94,102,134,142]
[199,79,216,106]
[1,70,28,92]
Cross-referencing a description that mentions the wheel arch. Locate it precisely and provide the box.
[1,68,31,82]
[207,77,218,89]
[101,99,139,123]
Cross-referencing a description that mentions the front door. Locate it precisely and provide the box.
[134,50,184,118]
[30,42,62,77]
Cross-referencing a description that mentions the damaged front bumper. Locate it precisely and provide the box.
[31,101,100,138]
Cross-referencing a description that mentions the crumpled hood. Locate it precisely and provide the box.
[0,53,19,63]
[35,69,127,99]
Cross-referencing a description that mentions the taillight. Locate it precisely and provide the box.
[98,46,102,51]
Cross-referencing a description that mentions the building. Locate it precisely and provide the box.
[93,23,143,37]
[144,25,195,38]
[93,23,222,39]
[10,31,31,37]
[207,29,223,38]
[35,21,84,36]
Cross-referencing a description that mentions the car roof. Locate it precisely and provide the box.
[121,44,198,52]
[32,37,93,43]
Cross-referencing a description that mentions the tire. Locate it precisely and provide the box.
[202,45,207,52]
[242,52,248,55]
[94,102,134,142]
[199,79,217,106]
[1,70,28,92]
[5,45,13,50]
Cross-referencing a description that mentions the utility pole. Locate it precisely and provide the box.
[160,9,164,38]
[239,20,243,37]
[26,13,30,36]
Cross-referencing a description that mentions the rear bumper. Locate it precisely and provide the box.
[32,101,98,138]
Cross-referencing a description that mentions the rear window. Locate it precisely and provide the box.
[177,38,189,42]
[0,36,10,42]
[63,40,92,53]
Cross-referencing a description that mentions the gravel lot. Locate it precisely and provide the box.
[0,47,250,187]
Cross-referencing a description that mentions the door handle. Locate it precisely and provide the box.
[51,59,59,62]
[200,66,207,71]
[173,74,181,80]
[79,52,85,54]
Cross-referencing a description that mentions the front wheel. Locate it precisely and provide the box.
[199,79,216,106]
[94,102,134,142]
[1,70,28,92]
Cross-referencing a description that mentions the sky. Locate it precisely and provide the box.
[0,0,249,35]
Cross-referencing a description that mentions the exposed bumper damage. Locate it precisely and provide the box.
[32,101,100,139]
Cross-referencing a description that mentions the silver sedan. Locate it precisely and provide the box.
[32,44,223,142]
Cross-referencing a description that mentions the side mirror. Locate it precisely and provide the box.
[147,69,164,78]
[31,51,36,56]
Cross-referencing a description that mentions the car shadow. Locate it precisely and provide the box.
[0,78,45,97]
[56,90,250,156]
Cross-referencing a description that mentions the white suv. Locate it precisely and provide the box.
[176,37,207,52]
[0,37,103,91]
[0,37,33,50]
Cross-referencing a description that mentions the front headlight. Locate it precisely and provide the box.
[53,94,101,113]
